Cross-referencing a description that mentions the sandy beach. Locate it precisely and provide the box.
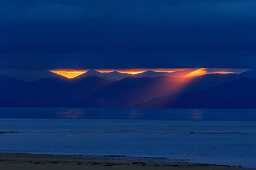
[0,153,253,170]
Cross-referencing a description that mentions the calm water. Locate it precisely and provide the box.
[0,107,256,120]
[0,108,256,167]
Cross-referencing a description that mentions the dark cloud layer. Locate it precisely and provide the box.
[0,0,256,70]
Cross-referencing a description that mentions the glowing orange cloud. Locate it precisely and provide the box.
[96,69,147,75]
[50,68,244,79]
[185,68,208,78]
[95,68,241,77]
[50,70,88,79]
[210,71,235,74]
[117,69,147,75]
[151,69,175,73]
[96,70,116,73]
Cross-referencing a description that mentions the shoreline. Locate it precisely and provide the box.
[0,152,253,170]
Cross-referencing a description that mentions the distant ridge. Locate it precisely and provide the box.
[138,77,256,108]
[1,74,255,108]
[80,70,128,81]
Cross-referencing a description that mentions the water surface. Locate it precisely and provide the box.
[0,108,255,167]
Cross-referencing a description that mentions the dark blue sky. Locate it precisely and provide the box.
[0,0,256,70]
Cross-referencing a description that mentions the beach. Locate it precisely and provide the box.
[0,153,253,170]
[0,118,256,167]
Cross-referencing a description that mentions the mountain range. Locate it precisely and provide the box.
[0,71,255,108]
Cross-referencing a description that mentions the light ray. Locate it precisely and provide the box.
[185,68,208,78]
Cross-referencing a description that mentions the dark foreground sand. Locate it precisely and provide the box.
[0,153,253,170]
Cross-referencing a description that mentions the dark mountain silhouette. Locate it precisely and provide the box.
[0,73,255,108]
[182,73,239,92]
[0,75,27,107]
[241,69,256,79]
[1,76,113,107]
[89,76,178,107]
[134,70,170,78]
[0,75,25,88]
[81,70,130,81]
[138,77,256,108]
[0,70,56,81]
[77,69,183,81]
[96,74,238,107]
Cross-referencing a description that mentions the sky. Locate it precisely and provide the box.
[0,0,256,71]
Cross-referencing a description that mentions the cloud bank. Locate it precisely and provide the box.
[0,0,256,69]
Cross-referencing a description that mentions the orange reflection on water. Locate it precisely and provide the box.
[50,69,88,79]
[57,109,85,119]
[129,109,141,119]
[189,109,203,120]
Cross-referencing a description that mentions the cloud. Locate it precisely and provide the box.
[1,0,256,24]
[0,0,256,69]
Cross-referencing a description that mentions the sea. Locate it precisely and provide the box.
[0,108,255,168]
